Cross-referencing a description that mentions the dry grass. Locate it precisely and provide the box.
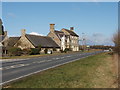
[92,53,118,88]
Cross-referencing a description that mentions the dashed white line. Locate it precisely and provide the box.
[47,60,52,62]
[56,58,59,60]
[61,57,65,59]
[0,68,2,70]
[66,56,71,57]
[37,60,46,63]
[33,62,37,64]
[10,66,15,68]
[3,64,30,70]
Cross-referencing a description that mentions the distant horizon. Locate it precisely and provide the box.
[2,2,118,46]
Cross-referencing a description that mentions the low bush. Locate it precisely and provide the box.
[65,48,72,51]
[30,48,40,55]
[8,47,22,56]
[60,48,71,53]
[53,47,57,51]
[60,50,64,53]
[44,48,48,54]
[22,49,32,55]
[64,48,67,53]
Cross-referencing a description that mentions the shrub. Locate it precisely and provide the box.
[8,47,22,56]
[38,45,42,52]
[22,49,32,55]
[60,48,70,53]
[64,48,68,53]
[60,50,64,53]
[30,48,40,55]
[65,48,72,51]
[53,47,57,51]
[44,48,48,54]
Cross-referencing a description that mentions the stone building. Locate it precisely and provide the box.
[14,29,60,52]
[47,24,79,51]
[7,37,20,49]
[61,28,79,51]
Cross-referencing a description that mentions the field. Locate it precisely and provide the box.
[4,52,118,88]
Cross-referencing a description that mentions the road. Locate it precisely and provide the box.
[1,51,103,85]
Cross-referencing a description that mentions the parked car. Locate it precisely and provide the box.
[47,50,52,54]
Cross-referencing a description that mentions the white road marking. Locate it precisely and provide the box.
[33,62,37,64]
[37,60,46,63]
[3,63,30,70]
[66,56,71,57]
[61,57,65,59]
[56,58,59,59]
[20,64,25,66]
[47,60,52,62]
[10,66,15,68]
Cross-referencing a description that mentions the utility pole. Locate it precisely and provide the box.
[82,33,86,51]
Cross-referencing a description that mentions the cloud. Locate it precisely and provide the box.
[80,33,114,46]
[29,32,44,36]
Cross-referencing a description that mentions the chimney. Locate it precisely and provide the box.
[50,24,55,32]
[21,29,26,36]
[4,31,7,36]
[70,27,74,32]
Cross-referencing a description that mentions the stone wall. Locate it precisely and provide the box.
[15,36,35,49]
[47,32,61,47]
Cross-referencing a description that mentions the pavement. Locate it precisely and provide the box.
[1,51,104,85]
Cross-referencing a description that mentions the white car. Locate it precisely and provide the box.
[47,50,52,54]
[104,50,109,52]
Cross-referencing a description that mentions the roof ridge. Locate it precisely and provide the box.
[62,28,79,37]
[26,34,48,37]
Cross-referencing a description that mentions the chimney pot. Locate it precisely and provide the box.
[70,27,74,31]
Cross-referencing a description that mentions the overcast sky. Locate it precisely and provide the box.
[2,2,118,46]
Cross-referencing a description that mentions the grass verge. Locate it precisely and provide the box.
[4,52,118,88]
[1,49,100,59]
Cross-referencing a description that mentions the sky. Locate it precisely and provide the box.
[2,2,118,46]
[1,0,119,2]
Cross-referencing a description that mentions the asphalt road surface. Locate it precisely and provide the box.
[1,51,104,85]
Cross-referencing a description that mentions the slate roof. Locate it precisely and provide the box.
[7,37,20,47]
[25,34,60,48]
[63,29,79,37]
[54,30,64,34]
[54,30,71,41]
[54,30,64,38]
[0,35,5,42]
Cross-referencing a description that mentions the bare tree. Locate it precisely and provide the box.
[113,30,120,55]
